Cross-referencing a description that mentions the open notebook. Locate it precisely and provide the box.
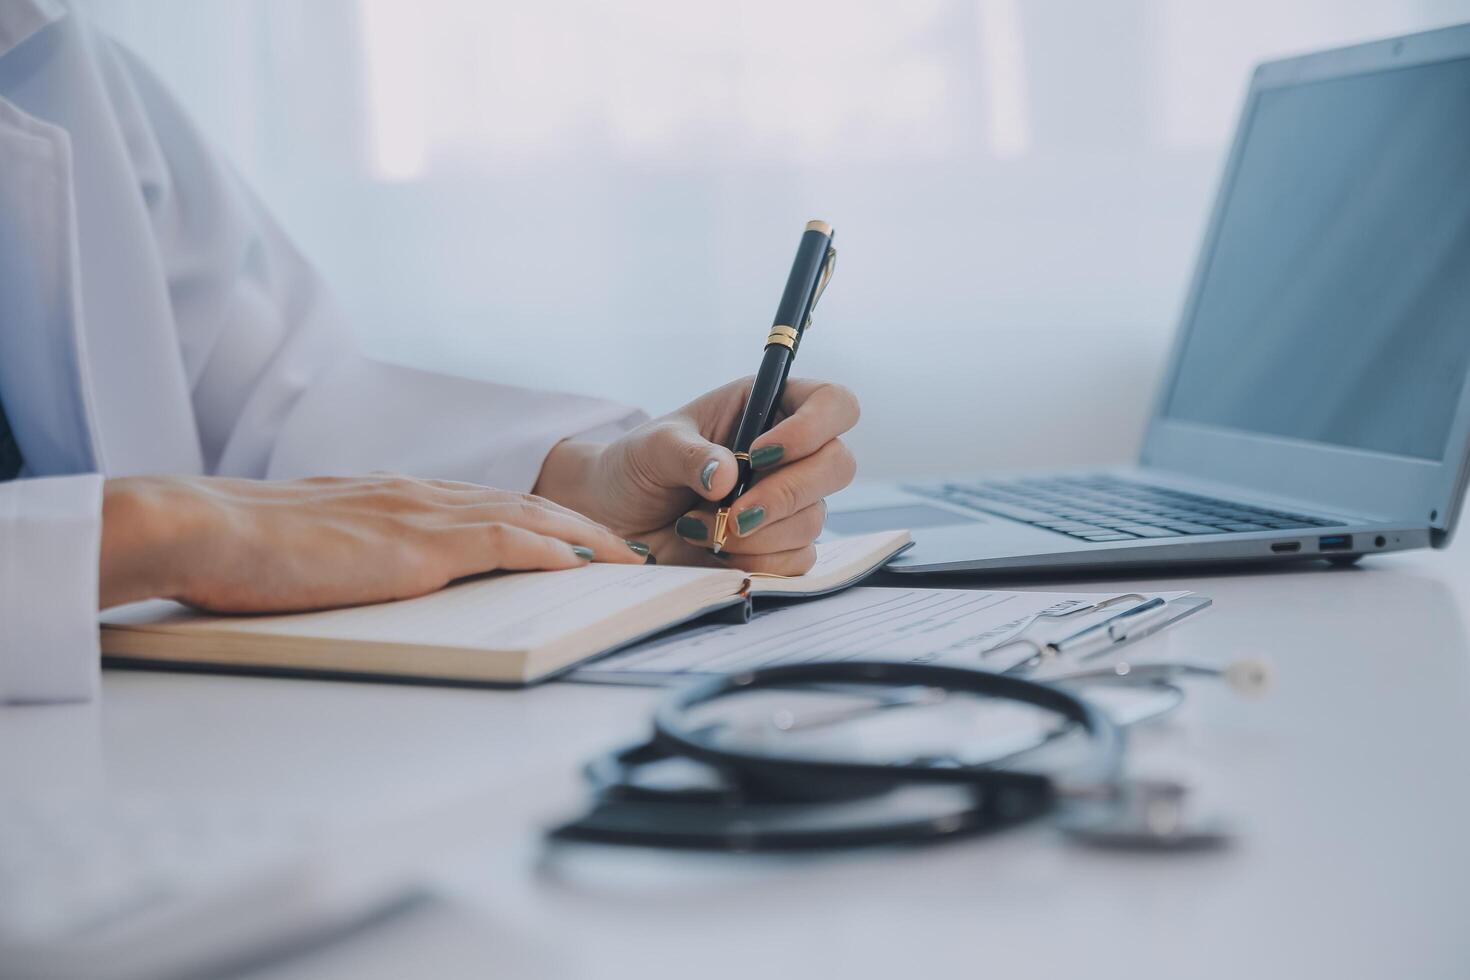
[100,530,912,686]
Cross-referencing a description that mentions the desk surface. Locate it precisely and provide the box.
[7,547,1470,979]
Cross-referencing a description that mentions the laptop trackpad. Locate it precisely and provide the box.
[826,504,981,535]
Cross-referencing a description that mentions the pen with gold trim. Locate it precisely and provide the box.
[712,220,837,553]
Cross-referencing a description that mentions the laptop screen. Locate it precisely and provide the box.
[1162,54,1470,462]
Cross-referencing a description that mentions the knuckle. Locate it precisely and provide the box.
[830,382,860,415]
[781,546,818,576]
[777,414,814,449]
[776,482,804,519]
[650,421,684,450]
[382,484,417,505]
[801,503,827,537]
[799,382,860,433]
[831,439,858,482]
[373,479,425,508]
[481,522,511,550]
[511,499,544,525]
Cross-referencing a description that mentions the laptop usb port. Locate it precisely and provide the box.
[1271,541,1301,553]
[1318,534,1353,552]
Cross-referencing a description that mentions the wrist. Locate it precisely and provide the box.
[533,440,607,522]
[99,477,211,608]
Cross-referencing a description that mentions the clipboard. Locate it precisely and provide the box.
[571,588,1214,687]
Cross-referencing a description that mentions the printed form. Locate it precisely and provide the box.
[575,587,1196,683]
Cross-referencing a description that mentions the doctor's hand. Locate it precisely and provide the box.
[98,475,649,612]
[535,378,859,576]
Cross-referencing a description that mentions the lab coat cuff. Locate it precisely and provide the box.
[0,474,103,703]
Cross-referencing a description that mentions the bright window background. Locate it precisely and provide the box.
[79,0,1470,478]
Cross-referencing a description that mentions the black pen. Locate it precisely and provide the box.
[713,220,837,553]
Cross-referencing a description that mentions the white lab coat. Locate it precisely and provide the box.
[0,2,641,703]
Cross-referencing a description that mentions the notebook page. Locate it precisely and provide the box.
[103,563,743,653]
[575,586,1194,680]
[746,530,912,597]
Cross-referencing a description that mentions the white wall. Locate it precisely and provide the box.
[81,0,1470,479]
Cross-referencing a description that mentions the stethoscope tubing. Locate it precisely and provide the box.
[651,661,1127,798]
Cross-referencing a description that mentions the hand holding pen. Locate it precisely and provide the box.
[536,221,855,576]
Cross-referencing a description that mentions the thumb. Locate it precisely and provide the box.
[648,422,738,502]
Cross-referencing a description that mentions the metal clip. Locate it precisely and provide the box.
[805,245,837,329]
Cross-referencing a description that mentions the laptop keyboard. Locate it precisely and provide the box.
[907,475,1344,543]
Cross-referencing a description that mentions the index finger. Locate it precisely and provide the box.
[749,380,860,468]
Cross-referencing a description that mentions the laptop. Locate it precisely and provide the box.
[826,22,1470,576]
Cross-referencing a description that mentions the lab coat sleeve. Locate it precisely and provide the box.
[99,37,643,490]
[0,474,102,703]
[264,359,646,489]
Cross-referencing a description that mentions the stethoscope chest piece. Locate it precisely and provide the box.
[1053,778,1233,851]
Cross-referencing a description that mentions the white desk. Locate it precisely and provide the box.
[7,547,1470,979]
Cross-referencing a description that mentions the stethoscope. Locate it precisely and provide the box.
[550,637,1269,852]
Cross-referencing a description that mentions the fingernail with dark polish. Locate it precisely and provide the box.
[736,506,766,535]
[572,545,595,560]
[750,445,784,469]
[645,553,658,565]
[700,459,719,492]
[675,515,708,541]
[625,540,651,558]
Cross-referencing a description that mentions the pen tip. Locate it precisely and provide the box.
[712,509,729,554]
